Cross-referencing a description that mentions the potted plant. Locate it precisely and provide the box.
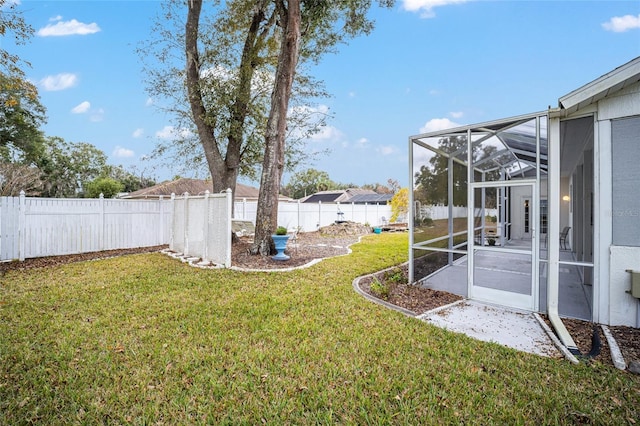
[272,226,290,261]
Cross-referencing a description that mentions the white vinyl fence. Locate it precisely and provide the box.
[233,200,393,232]
[0,192,171,261]
[416,204,498,221]
[1,191,395,263]
[170,190,233,267]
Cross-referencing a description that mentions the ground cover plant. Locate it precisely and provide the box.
[1,233,639,424]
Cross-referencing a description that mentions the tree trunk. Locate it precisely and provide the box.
[251,0,301,255]
[185,0,268,205]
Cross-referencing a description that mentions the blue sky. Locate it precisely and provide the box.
[6,0,640,188]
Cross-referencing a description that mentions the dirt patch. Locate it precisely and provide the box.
[0,245,168,274]
[231,230,361,270]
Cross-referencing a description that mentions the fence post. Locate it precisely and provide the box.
[225,188,232,267]
[183,192,189,255]
[203,190,210,261]
[159,195,165,245]
[364,202,369,226]
[170,193,175,250]
[99,193,105,251]
[18,191,25,261]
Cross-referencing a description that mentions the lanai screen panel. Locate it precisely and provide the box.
[412,135,469,285]
[410,112,548,296]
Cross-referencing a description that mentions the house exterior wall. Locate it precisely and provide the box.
[592,80,640,326]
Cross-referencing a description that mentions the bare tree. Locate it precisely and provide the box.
[0,162,42,196]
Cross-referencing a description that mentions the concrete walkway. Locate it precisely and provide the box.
[417,299,564,358]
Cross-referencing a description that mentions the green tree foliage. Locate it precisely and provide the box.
[282,168,336,199]
[84,177,125,199]
[0,0,34,78]
[103,165,156,194]
[413,136,469,206]
[141,0,328,188]
[0,73,47,165]
[0,0,45,165]
[37,137,108,198]
[413,136,500,208]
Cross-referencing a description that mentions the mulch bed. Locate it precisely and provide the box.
[231,231,360,270]
[0,245,168,275]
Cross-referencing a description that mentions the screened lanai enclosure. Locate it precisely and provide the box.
[409,112,595,321]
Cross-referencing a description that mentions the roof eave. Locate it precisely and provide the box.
[558,56,640,114]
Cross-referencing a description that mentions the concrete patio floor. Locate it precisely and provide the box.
[417,239,592,321]
[417,299,564,358]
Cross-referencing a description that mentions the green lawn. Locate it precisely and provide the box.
[1,233,638,424]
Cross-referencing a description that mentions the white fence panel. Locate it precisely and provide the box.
[170,191,232,267]
[0,196,20,260]
[103,199,171,250]
[417,205,498,221]
[0,193,171,261]
[232,200,393,232]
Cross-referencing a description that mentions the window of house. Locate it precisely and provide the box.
[612,116,640,247]
[540,199,548,235]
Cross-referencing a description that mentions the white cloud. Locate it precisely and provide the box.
[402,0,468,19]
[348,91,356,98]
[71,101,90,114]
[90,108,105,122]
[145,98,154,107]
[602,14,640,33]
[39,73,78,91]
[155,125,193,140]
[356,137,369,148]
[37,18,101,36]
[377,145,396,156]
[450,111,464,119]
[309,125,344,142]
[419,117,460,133]
[132,128,144,138]
[49,15,63,22]
[113,146,135,158]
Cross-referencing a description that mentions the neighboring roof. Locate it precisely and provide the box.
[302,192,343,203]
[348,193,393,204]
[559,56,640,116]
[122,178,280,200]
[300,188,389,204]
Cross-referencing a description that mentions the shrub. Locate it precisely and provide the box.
[384,268,407,284]
[369,277,389,299]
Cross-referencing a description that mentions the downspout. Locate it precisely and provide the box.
[548,113,580,356]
